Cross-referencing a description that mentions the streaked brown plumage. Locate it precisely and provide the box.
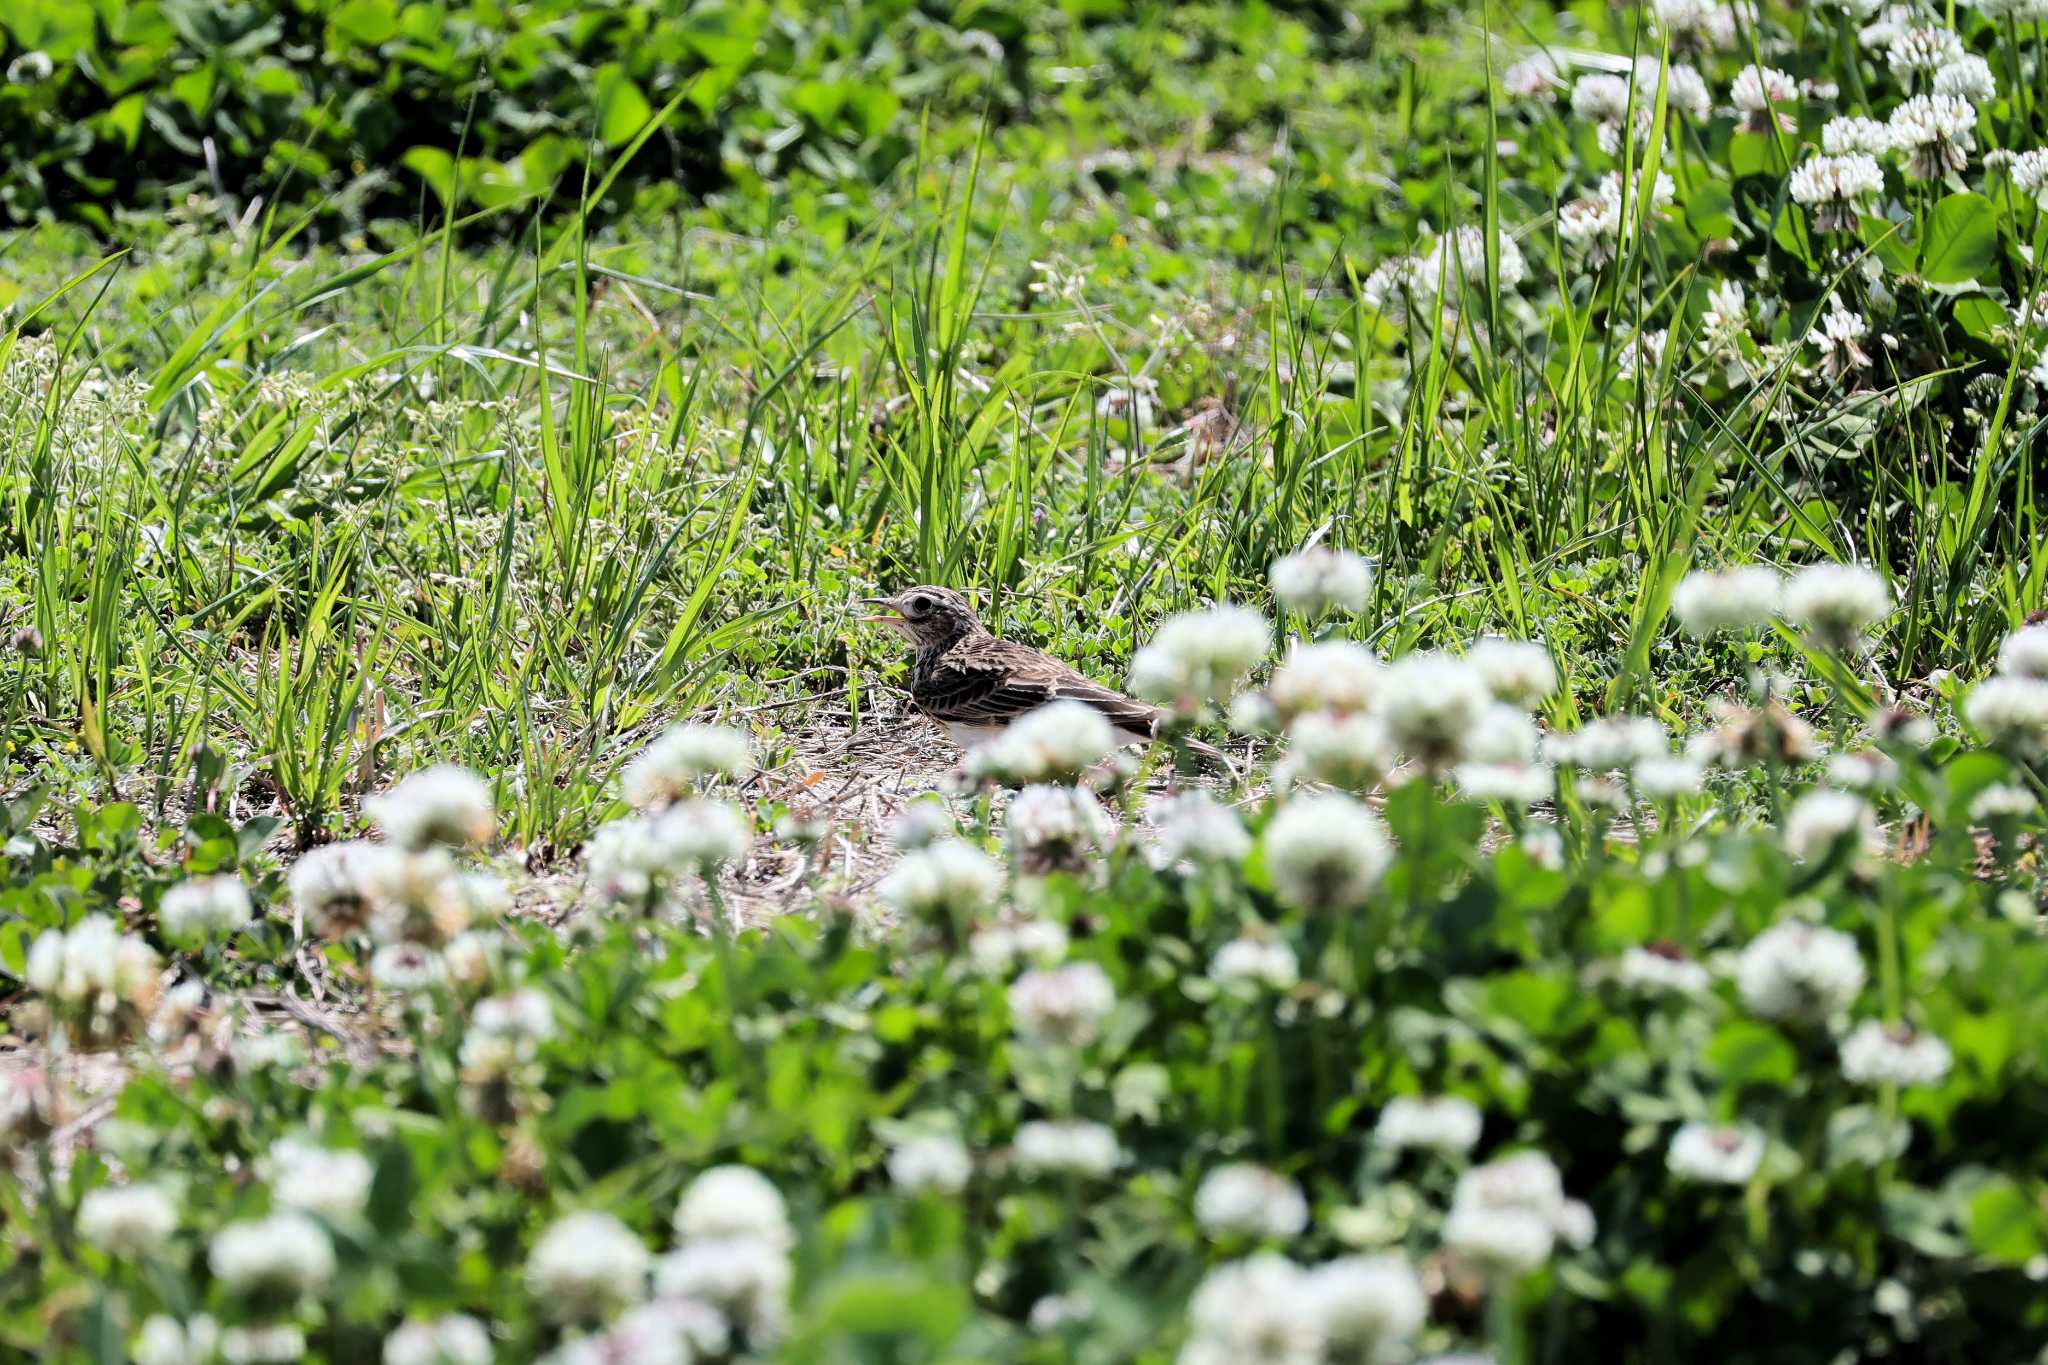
[862,586,1229,767]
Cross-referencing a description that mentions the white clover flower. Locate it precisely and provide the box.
[365,765,495,851]
[158,875,253,946]
[1888,93,1976,180]
[1271,547,1373,616]
[1467,639,1557,709]
[545,1297,727,1365]
[264,1138,374,1218]
[2013,149,2048,208]
[888,801,955,851]
[1509,823,1561,871]
[1886,25,1965,76]
[1268,641,1383,717]
[1013,1119,1122,1176]
[888,1134,973,1194]
[221,1324,307,1363]
[1570,72,1632,123]
[975,700,1117,783]
[1437,225,1530,291]
[1194,1163,1309,1240]
[1672,566,1781,634]
[1210,936,1301,990]
[1180,1253,1324,1365]
[1618,944,1713,994]
[1375,1095,1484,1153]
[1969,783,2035,822]
[23,917,162,1044]
[1966,675,2048,756]
[621,723,752,807]
[967,916,1070,974]
[1005,784,1114,876]
[134,1316,221,1365]
[1614,328,1668,378]
[1442,1204,1555,1278]
[1280,709,1396,792]
[1699,279,1749,353]
[1462,705,1540,765]
[1502,51,1564,98]
[1729,65,1798,131]
[1360,254,1440,324]
[1807,302,1873,380]
[525,1211,650,1322]
[653,1236,791,1342]
[1445,1151,1576,1277]
[1128,605,1270,710]
[77,1184,178,1256]
[1998,624,2048,678]
[1933,53,1995,103]
[675,1165,790,1248]
[1667,1122,1766,1184]
[208,1212,336,1297]
[1827,749,1900,791]
[1009,961,1117,1046]
[290,839,406,938]
[1634,756,1706,800]
[1839,1020,1954,1086]
[1305,1253,1428,1356]
[1148,792,1253,869]
[1376,651,1493,768]
[1454,761,1555,805]
[472,988,555,1044]
[1783,563,1891,649]
[1264,793,1395,912]
[1790,154,1885,232]
[879,838,1004,923]
[1736,920,1867,1021]
[1662,61,1714,118]
[1784,789,1882,862]
[383,1314,494,1365]
[585,816,668,905]
[1548,715,1667,771]
[648,799,750,872]
[370,942,446,993]
[1822,115,1893,155]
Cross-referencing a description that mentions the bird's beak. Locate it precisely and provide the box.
[859,597,901,625]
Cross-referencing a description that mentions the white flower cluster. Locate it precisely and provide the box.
[158,875,254,946]
[878,837,1004,925]
[1442,1151,1593,1277]
[1783,789,1882,862]
[1789,153,1885,231]
[1271,546,1373,617]
[263,1137,374,1219]
[1009,961,1116,1046]
[968,915,1070,974]
[1264,793,1395,912]
[1736,920,1867,1021]
[1618,944,1713,995]
[620,722,752,808]
[1559,172,1676,266]
[1671,565,1781,634]
[1667,1122,1766,1184]
[1014,1118,1122,1176]
[1888,93,1976,180]
[970,700,1116,784]
[1375,1095,1484,1154]
[1128,604,1269,713]
[1194,1162,1310,1240]
[1177,1251,1427,1365]
[1730,64,1798,132]
[1004,784,1114,876]
[383,1314,494,1365]
[1361,228,1527,323]
[1149,791,1253,870]
[365,764,496,852]
[585,800,751,912]
[1781,562,1892,650]
[1210,934,1301,991]
[22,917,162,1048]
[77,1184,179,1256]
[887,1132,974,1194]
[1839,1019,1953,1087]
[1966,623,2048,759]
[208,1211,337,1298]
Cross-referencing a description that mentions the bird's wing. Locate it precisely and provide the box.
[917,639,1161,737]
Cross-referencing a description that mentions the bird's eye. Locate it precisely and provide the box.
[908,594,932,615]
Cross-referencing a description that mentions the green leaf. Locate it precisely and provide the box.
[328,0,398,46]
[1920,193,1999,286]
[1966,1177,2043,1264]
[401,146,458,206]
[1703,1020,1797,1089]
[594,63,654,147]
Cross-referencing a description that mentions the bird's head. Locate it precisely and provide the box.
[862,586,985,649]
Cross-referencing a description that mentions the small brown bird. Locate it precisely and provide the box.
[862,586,1230,767]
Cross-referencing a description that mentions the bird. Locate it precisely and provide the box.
[862,585,1232,769]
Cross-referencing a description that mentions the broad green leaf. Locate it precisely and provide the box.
[1920,193,1999,286]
